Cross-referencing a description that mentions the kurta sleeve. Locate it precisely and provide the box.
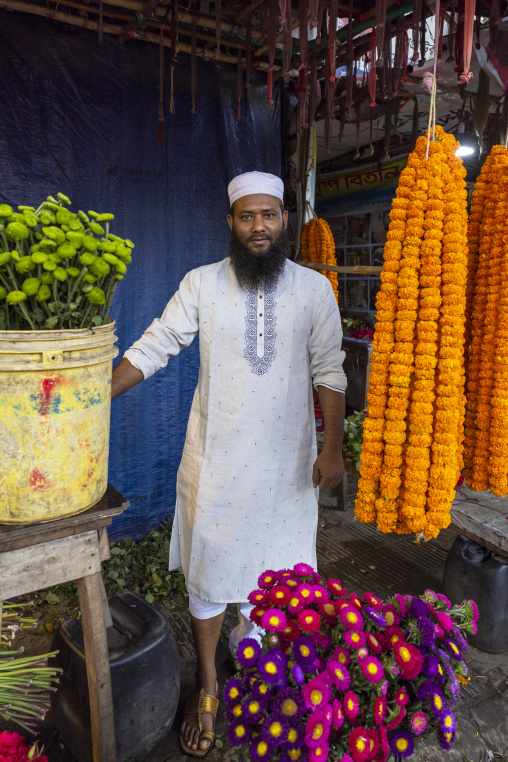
[124,269,200,379]
[308,277,347,393]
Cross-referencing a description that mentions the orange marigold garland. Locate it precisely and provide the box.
[301,217,339,303]
[464,146,508,495]
[355,126,469,539]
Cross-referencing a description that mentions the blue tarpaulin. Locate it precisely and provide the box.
[0,10,287,538]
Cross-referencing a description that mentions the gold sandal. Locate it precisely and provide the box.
[179,688,219,758]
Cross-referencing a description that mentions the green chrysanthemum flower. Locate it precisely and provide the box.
[36,284,51,302]
[103,252,119,266]
[23,211,39,227]
[90,258,110,277]
[86,286,106,305]
[0,252,12,266]
[96,213,114,222]
[56,243,76,259]
[57,192,71,205]
[89,221,105,235]
[6,290,27,304]
[53,267,68,282]
[78,211,90,224]
[22,277,41,296]
[79,252,95,267]
[66,267,80,278]
[43,259,57,272]
[0,204,13,217]
[68,218,84,232]
[66,231,84,246]
[15,257,36,273]
[32,251,48,264]
[39,211,55,225]
[115,260,127,274]
[98,240,116,253]
[82,235,98,252]
[125,239,135,249]
[6,222,29,241]
[84,274,98,283]
[56,208,73,225]
[42,225,65,244]
[114,274,124,281]
[40,273,53,285]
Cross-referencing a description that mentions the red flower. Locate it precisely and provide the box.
[386,705,407,731]
[393,641,424,679]
[268,585,292,606]
[297,609,322,633]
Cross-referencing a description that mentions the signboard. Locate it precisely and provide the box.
[315,156,408,217]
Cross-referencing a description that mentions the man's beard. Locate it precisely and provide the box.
[229,226,290,290]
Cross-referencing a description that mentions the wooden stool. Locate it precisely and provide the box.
[0,484,129,762]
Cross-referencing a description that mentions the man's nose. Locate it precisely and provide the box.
[251,215,266,232]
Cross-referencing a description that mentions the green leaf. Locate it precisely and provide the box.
[110,546,122,554]
[45,315,58,327]
[91,315,103,326]
[116,579,126,587]
[45,592,60,604]
[145,592,155,604]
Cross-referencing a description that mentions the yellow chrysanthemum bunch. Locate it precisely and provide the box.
[301,218,339,303]
[355,125,468,539]
[464,146,508,495]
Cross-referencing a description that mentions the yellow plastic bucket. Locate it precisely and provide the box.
[0,322,118,524]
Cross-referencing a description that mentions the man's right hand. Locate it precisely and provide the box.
[111,358,144,399]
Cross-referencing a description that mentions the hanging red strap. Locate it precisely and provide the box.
[215,0,222,60]
[368,28,377,106]
[282,1,292,82]
[190,15,197,114]
[328,0,338,82]
[375,0,387,65]
[298,0,309,70]
[158,25,165,144]
[309,0,319,28]
[316,0,325,45]
[458,0,474,82]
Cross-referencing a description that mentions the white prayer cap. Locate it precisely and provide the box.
[228,171,284,207]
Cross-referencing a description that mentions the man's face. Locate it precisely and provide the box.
[227,194,289,255]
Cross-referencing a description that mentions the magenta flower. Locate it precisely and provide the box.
[287,594,305,615]
[363,592,382,611]
[258,570,277,589]
[366,632,383,654]
[302,678,332,712]
[297,609,321,633]
[381,603,401,628]
[331,646,350,666]
[296,583,316,604]
[344,629,366,648]
[394,593,407,617]
[343,690,360,721]
[326,578,346,597]
[308,743,329,762]
[411,711,429,735]
[332,698,345,730]
[373,696,387,726]
[248,589,268,606]
[305,710,331,748]
[436,611,454,634]
[262,608,288,633]
[393,641,424,679]
[360,655,384,684]
[312,585,330,603]
[386,706,406,731]
[349,593,363,610]
[394,687,409,707]
[318,600,338,623]
[469,599,479,622]
[436,593,452,609]
[236,638,261,668]
[311,631,332,649]
[327,660,351,691]
[389,730,414,758]
[339,605,364,631]
[269,585,292,606]
[293,563,315,577]
[348,726,372,762]
[356,647,369,661]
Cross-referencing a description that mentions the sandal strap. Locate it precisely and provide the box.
[200,731,215,742]
[199,695,219,717]
[185,694,202,715]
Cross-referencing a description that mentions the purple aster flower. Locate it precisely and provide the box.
[364,606,387,627]
[291,663,305,686]
[224,678,244,705]
[249,737,276,762]
[418,616,437,647]
[237,638,262,668]
[443,637,462,661]
[438,728,455,750]
[389,730,414,758]
[252,680,273,700]
[416,679,440,701]
[258,650,287,685]
[279,752,308,762]
[460,660,469,675]
[440,708,456,734]
[272,687,306,720]
[452,626,469,653]
[292,636,317,668]
[242,694,267,724]
[410,597,429,619]
[228,720,251,747]
[423,653,441,679]
[437,647,451,661]
[262,713,289,747]
[429,686,447,719]
[281,722,304,751]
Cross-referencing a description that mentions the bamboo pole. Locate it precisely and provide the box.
[297,260,383,274]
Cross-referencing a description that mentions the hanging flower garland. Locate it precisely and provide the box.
[355,126,468,539]
[464,145,508,495]
[301,218,339,303]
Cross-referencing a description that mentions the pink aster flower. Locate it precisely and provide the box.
[360,655,384,684]
[339,605,364,631]
[366,632,383,654]
[302,678,332,712]
[469,599,479,622]
[312,585,330,603]
[332,698,345,730]
[250,606,265,626]
[343,690,360,721]
[269,585,292,606]
[318,600,338,623]
[393,641,424,679]
[308,743,329,762]
[437,611,454,633]
[436,593,452,609]
[297,609,321,633]
[285,577,299,591]
[348,726,371,762]
[373,696,387,726]
[326,578,345,596]
[296,583,316,604]
[381,603,401,628]
[248,589,268,606]
[344,629,366,648]
[349,593,364,610]
[258,570,277,589]
[327,660,351,691]
[331,646,351,665]
[311,631,332,649]
[282,619,301,642]
[394,593,407,617]
[386,626,404,649]
[386,706,406,731]
[287,594,305,615]
[305,710,331,748]
[394,687,409,707]
[262,608,288,633]
[277,568,295,583]
[411,711,429,735]
[434,624,445,638]
[293,563,315,577]
[363,592,382,611]
[357,647,369,660]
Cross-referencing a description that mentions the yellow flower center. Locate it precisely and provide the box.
[444,732,452,742]
[371,636,379,647]
[338,653,346,663]
[288,729,298,743]
[269,722,283,738]
[399,647,411,662]
[346,612,358,623]
[249,702,260,714]
[301,645,310,657]
[276,591,284,599]
[233,705,242,717]
[302,589,310,597]
[367,663,378,674]
[434,695,443,710]
[385,612,395,625]
[356,739,366,752]
[324,603,334,615]
[351,634,360,643]
[438,664,444,675]
[230,687,239,699]
[282,699,298,717]
[315,749,323,758]
[444,715,452,727]
[257,742,268,755]
[311,690,323,705]
[289,750,301,761]
[235,726,246,738]
[451,643,459,654]
[259,684,268,694]
[312,725,323,740]
[315,591,322,598]
[396,738,409,751]
[265,661,277,675]
[244,647,254,659]
[305,616,313,624]
[290,597,300,607]
[269,616,280,627]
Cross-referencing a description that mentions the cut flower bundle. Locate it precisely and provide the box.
[354,127,468,539]
[226,565,476,762]
[301,219,339,304]
[463,145,508,495]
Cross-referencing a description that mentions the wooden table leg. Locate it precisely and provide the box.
[77,572,116,762]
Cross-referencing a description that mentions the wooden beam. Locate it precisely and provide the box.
[297,260,383,274]
[234,0,266,23]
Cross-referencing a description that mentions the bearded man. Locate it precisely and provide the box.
[111,171,347,756]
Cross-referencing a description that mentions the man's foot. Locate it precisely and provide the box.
[180,680,219,757]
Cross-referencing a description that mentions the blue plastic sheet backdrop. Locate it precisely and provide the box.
[0,10,287,539]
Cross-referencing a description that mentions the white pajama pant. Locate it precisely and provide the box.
[188,593,263,653]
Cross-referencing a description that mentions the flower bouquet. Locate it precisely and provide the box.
[226,564,477,762]
[0,731,47,761]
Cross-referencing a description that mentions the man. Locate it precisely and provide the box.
[111,171,347,756]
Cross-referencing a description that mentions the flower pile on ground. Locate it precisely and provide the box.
[354,126,468,539]
[226,565,477,762]
[341,319,373,341]
[0,732,47,761]
[301,218,339,304]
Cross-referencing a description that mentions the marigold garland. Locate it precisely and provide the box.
[355,126,468,539]
[464,146,508,495]
[301,217,339,303]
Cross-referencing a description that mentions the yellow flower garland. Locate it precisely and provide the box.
[355,126,468,539]
[464,146,508,495]
[301,218,339,303]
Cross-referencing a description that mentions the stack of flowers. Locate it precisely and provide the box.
[463,145,508,495]
[354,126,468,539]
[0,732,47,761]
[226,564,477,762]
[301,219,339,304]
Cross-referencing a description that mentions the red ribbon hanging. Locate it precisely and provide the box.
[282,2,292,83]
[328,0,338,83]
[316,0,325,45]
[298,0,309,70]
[457,0,475,82]
[368,28,377,106]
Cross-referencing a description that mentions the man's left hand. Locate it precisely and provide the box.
[312,448,345,490]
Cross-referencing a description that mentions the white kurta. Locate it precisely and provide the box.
[125,258,347,602]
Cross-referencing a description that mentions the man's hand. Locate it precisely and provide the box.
[111,358,144,399]
[312,447,345,489]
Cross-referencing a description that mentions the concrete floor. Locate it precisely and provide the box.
[4,477,508,761]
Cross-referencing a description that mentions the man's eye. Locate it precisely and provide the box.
[265,214,274,218]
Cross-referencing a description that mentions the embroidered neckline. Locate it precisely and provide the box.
[244,282,277,375]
